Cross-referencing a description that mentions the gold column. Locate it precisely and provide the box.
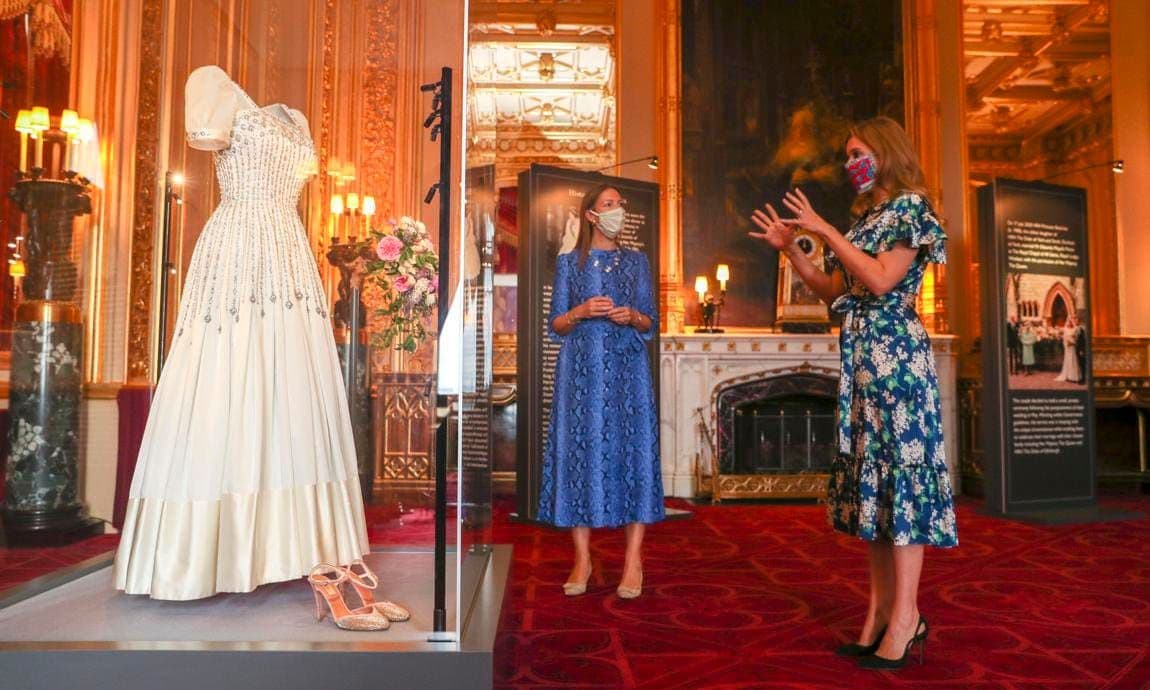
[903,0,949,333]
[657,0,684,334]
[126,0,166,383]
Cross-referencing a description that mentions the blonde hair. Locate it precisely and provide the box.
[848,116,933,216]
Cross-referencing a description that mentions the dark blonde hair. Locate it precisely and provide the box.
[848,116,933,216]
[576,183,620,269]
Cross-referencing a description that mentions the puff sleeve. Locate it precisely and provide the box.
[184,65,242,151]
[874,193,947,265]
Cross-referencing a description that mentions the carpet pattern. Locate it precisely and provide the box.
[1,497,1147,688]
[488,497,1150,689]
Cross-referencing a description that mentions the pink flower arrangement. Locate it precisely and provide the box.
[376,235,403,262]
[364,215,439,353]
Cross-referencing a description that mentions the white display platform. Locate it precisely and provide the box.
[0,546,509,690]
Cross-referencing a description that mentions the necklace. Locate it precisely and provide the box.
[591,250,621,273]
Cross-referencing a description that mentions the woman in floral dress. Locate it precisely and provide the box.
[749,116,957,670]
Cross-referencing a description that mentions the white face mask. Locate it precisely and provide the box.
[593,207,625,239]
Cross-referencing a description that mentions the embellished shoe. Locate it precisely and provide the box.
[563,564,592,596]
[308,564,390,631]
[859,617,928,670]
[835,626,887,657]
[616,571,643,600]
[343,559,411,622]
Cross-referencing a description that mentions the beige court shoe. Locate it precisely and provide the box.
[616,571,643,600]
[563,564,593,596]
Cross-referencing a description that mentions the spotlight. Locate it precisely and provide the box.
[170,172,185,186]
[647,156,659,170]
[1111,160,1124,174]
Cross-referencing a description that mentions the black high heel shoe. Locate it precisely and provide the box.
[858,617,928,670]
[835,626,887,657]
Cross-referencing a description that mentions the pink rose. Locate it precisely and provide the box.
[429,275,438,293]
[393,275,413,293]
[376,235,403,262]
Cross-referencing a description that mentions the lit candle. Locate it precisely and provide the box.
[59,110,80,171]
[363,196,376,236]
[331,194,344,241]
[346,192,359,212]
[716,264,730,292]
[694,275,708,302]
[29,107,50,169]
[14,110,33,172]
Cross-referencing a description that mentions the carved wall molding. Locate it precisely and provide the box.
[126,0,164,383]
[657,0,683,335]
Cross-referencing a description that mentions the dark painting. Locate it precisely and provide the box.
[681,0,904,327]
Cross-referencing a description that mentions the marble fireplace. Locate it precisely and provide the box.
[659,331,959,500]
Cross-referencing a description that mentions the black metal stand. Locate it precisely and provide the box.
[156,171,181,375]
[422,66,453,638]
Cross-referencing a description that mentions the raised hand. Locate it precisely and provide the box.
[749,202,796,251]
[780,188,833,237]
[576,296,614,319]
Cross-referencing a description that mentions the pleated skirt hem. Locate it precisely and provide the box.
[114,477,369,601]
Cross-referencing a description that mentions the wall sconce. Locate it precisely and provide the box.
[694,264,729,334]
[594,155,659,174]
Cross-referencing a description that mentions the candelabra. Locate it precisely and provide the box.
[3,105,104,545]
[694,264,729,333]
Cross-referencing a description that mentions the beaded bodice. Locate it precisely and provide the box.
[213,106,315,206]
[174,102,327,337]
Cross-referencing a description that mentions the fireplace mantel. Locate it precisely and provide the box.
[659,330,960,499]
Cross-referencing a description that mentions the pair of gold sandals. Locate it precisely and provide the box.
[309,559,411,631]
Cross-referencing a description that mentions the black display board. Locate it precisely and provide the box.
[979,178,1097,516]
[515,165,660,521]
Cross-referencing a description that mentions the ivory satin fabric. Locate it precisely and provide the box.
[114,66,369,600]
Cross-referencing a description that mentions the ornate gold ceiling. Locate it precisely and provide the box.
[964,0,1111,166]
[467,1,617,178]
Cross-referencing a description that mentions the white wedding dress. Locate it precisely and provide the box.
[114,66,369,600]
[1055,325,1082,383]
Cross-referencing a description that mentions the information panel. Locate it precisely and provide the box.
[515,165,660,520]
[979,177,1096,515]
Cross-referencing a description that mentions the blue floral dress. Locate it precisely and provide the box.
[538,248,665,528]
[823,193,958,547]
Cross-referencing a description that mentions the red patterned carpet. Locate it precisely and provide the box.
[1,496,1148,688]
[487,496,1150,689]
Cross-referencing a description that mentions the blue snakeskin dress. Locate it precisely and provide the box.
[538,248,665,528]
[823,193,958,547]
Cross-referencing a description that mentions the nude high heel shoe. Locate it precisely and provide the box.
[616,571,643,599]
[563,564,592,596]
[343,559,411,622]
[308,564,390,631]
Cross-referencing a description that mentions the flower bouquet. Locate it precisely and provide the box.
[364,215,439,353]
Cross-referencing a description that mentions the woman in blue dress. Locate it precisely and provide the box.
[539,183,663,600]
[749,117,957,670]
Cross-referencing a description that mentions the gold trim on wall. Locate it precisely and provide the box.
[126,0,165,384]
[658,0,684,335]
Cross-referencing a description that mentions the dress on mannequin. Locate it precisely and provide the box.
[114,65,369,600]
